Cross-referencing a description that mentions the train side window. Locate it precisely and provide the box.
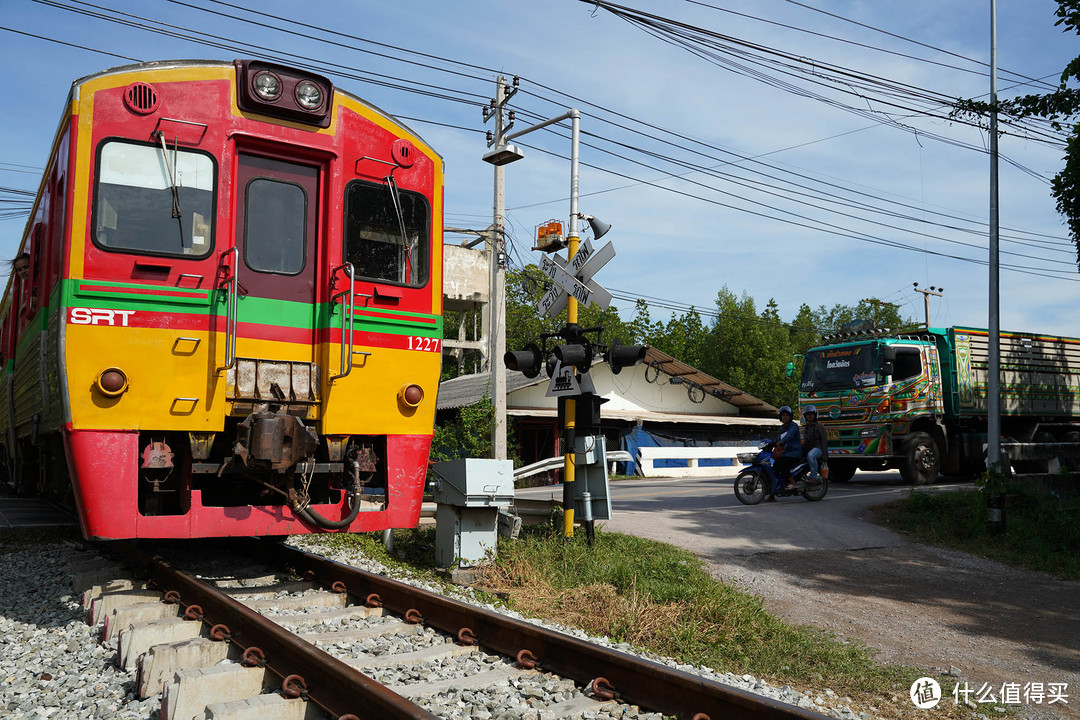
[893,348,923,381]
[92,140,215,258]
[0,308,10,363]
[48,176,65,289]
[343,180,429,287]
[243,178,306,274]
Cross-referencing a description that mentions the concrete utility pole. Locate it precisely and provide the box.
[988,0,1002,469]
[483,77,517,461]
[911,283,943,329]
[860,298,900,330]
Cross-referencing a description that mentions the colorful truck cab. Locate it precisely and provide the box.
[791,327,1080,483]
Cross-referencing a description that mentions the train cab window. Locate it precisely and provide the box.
[93,140,215,257]
[892,348,923,381]
[344,180,429,286]
[243,178,306,274]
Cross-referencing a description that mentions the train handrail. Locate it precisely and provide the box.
[330,262,358,381]
[218,247,239,371]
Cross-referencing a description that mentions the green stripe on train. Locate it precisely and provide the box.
[61,279,442,336]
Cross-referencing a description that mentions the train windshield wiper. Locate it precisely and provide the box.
[157,133,188,248]
[384,173,413,283]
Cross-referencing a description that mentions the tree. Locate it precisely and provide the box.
[505,263,638,358]
[812,299,913,336]
[505,265,563,354]
[700,287,797,407]
[954,0,1080,268]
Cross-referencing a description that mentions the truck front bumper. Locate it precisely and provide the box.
[826,424,893,456]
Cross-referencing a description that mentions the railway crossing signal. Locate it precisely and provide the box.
[536,238,615,318]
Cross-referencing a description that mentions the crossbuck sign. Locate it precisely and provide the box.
[536,239,615,318]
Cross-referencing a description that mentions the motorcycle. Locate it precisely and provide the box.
[733,441,828,505]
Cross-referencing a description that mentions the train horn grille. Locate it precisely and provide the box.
[124,82,159,115]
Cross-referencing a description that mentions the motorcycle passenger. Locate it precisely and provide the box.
[773,406,801,494]
[801,405,828,486]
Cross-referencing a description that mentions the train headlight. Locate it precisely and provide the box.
[95,367,129,397]
[253,71,282,101]
[295,81,323,109]
[398,384,424,408]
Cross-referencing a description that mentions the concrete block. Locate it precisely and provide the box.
[71,566,127,595]
[272,605,382,628]
[162,664,266,720]
[89,588,162,625]
[104,601,181,641]
[118,617,203,671]
[136,636,231,699]
[545,696,614,718]
[243,591,348,613]
[212,573,288,589]
[81,577,141,608]
[348,642,476,669]
[221,580,319,599]
[390,665,526,698]
[207,693,320,720]
[299,619,409,644]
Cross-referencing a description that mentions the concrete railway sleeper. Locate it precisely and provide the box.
[74,540,831,720]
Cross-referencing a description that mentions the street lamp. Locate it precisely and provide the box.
[481,143,524,167]
[483,107,587,537]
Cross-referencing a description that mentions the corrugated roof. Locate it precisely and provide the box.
[436,346,777,418]
[436,370,545,410]
[641,347,777,417]
[511,407,779,427]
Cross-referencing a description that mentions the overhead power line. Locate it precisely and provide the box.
[9,0,1077,281]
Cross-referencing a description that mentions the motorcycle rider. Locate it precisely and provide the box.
[773,406,802,494]
[801,405,828,486]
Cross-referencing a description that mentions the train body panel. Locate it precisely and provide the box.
[4,60,444,539]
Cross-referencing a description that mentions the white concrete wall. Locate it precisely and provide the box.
[637,446,748,478]
[509,361,740,417]
[442,244,489,307]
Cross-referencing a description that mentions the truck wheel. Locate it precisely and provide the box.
[827,460,856,482]
[900,431,940,485]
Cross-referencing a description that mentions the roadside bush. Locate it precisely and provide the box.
[875,486,1080,580]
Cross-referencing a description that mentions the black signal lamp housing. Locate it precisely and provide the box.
[606,339,646,374]
[504,343,543,379]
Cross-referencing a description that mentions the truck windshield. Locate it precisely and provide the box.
[801,343,882,392]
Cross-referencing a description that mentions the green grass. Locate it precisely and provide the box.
[873,488,1080,580]
[304,525,940,717]
[478,526,918,699]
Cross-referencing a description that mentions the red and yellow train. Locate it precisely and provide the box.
[1,59,443,539]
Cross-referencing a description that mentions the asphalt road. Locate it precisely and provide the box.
[516,470,974,560]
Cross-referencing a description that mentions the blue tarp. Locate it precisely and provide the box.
[619,425,764,476]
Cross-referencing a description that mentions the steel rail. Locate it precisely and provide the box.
[110,542,436,720]
[255,540,831,720]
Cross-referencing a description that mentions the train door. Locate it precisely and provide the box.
[228,153,321,414]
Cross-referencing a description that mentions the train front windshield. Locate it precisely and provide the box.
[800,342,883,392]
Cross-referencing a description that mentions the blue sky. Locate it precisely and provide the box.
[1,0,1078,335]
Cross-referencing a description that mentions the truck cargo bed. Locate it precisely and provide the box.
[946,327,1080,419]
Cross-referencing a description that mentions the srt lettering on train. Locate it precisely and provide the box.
[69,308,135,326]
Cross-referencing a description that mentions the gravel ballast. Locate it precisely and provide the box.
[0,534,875,719]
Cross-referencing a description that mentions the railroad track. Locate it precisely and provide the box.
[74,539,831,720]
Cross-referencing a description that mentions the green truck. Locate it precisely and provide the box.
[789,326,1080,484]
